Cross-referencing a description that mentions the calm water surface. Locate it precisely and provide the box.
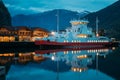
[0,47,120,80]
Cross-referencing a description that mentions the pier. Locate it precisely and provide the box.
[0,66,5,80]
[0,66,5,76]
[0,42,39,53]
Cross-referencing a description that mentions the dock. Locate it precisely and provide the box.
[0,66,5,76]
[0,42,39,53]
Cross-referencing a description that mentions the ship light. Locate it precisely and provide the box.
[77,34,87,38]
[112,47,115,50]
[77,55,87,59]
[51,31,55,35]
[72,51,74,54]
[73,68,77,72]
[79,69,82,72]
[51,56,55,60]
[96,33,99,37]
[96,53,99,56]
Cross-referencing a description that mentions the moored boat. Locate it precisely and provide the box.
[35,19,112,47]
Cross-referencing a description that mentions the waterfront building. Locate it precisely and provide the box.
[17,26,32,41]
[0,26,16,42]
[32,28,48,41]
[0,26,49,42]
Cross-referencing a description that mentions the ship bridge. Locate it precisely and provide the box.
[70,20,89,26]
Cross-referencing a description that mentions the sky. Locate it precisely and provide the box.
[3,0,118,16]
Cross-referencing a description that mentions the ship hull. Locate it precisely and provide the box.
[35,40,114,48]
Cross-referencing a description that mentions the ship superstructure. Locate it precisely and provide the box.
[46,19,109,43]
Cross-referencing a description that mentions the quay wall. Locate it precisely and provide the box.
[0,42,38,53]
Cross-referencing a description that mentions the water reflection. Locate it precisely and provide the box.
[38,47,112,73]
[0,52,45,65]
[0,47,117,80]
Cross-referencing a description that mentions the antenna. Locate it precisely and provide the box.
[96,17,99,37]
[56,10,59,33]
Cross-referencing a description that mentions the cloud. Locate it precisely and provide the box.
[3,0,118,16]
[5,3,44,13]
[28,7,50,12]
[5,4,16,8]
[5,4,27,11]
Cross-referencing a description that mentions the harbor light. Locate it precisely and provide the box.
[51,31,55,35]
[96,33,99,37]
[96,53,99,56]
[51,56,55,60]
[79,69,82,72]
[112,47,116,50]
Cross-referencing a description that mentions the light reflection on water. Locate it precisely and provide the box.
[0,47,117,80]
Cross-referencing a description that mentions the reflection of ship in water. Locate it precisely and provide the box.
[35,47,114,73]
[0,47,116,80]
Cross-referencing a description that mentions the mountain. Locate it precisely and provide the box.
[0,0,11,26]
[12,9,90,30]
[84,0,120,40]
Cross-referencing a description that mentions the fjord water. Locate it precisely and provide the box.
[0,47,120,80]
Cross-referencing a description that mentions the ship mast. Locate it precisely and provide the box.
[96,17,99,37]
[56,10,59,33]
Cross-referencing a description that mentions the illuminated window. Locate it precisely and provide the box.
[0,37,3,42]
[3,37,9,42]
[9,36,15,42]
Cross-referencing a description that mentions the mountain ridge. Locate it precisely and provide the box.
[12,9,90,30]
[84,0,120,40]
[0,0,11,27]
